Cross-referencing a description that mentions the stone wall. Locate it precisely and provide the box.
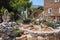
[44,0,60,21]
[16,33,60,40]
[44,0,60,16]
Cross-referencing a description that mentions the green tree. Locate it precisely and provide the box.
[10,12,14,20]
[10,0,32,12]
[0,0,32,21]
[0,0,13,12]
[11,0,32,21]
[37,6,44,11]
[10,0,32,20]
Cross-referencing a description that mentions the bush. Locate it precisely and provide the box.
[45,22,55,28]
[56,21,60,24]
[10,12,14,21]
[14,27,21,37]
[0,7,6,14]
[14,31,20,37]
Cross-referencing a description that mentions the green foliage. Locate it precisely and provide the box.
[15,31,20,37]
[20,8,32,21]
[10,0,32,12]
[10,0,32,21]
[37,6,44,11]
[0,0,12,12]
[0,0,32,21]
[46,22,55,28]
[0,7,6,14]
[10,12,14,20]
[56,21,60,24]
[46,21,60,28]
[14,27,21,37]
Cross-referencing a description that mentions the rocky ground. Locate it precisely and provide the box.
[15,23,60,40]
[0,22,60,40]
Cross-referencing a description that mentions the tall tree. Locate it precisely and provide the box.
[0,0,13,12]
[10,0,32,12]
[0,0,32,21]
[37,6,44,11]
[10,0,32,20]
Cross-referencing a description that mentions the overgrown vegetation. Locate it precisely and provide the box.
[37,6,44,11]
[43,20,60,29]
[46,22,54,28]
[0,0,32,21]
[14,27,21,37]
[56,21,60,24]
[10,12,14,21]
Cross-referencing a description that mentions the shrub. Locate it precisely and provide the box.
[45,22,55,28]
[10,12,14,21]
[0,7,6,14]
[14,27,21,37]
[14,31,20,37]
[56,21,60,24]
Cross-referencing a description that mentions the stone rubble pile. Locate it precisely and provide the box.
[17,24,60,40]
[0,22,16,40]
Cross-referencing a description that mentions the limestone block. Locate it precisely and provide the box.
[37,36,44,40]
[27,34,33,40]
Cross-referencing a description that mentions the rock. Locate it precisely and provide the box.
[37,36,44,40]
[42,27,53,32]
[0,22,16,40]
[26,34,33,40]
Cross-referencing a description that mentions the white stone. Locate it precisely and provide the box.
[27,34,32,40]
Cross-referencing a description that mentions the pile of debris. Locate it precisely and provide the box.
[18,23,60,40]
[0,22,16,40]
